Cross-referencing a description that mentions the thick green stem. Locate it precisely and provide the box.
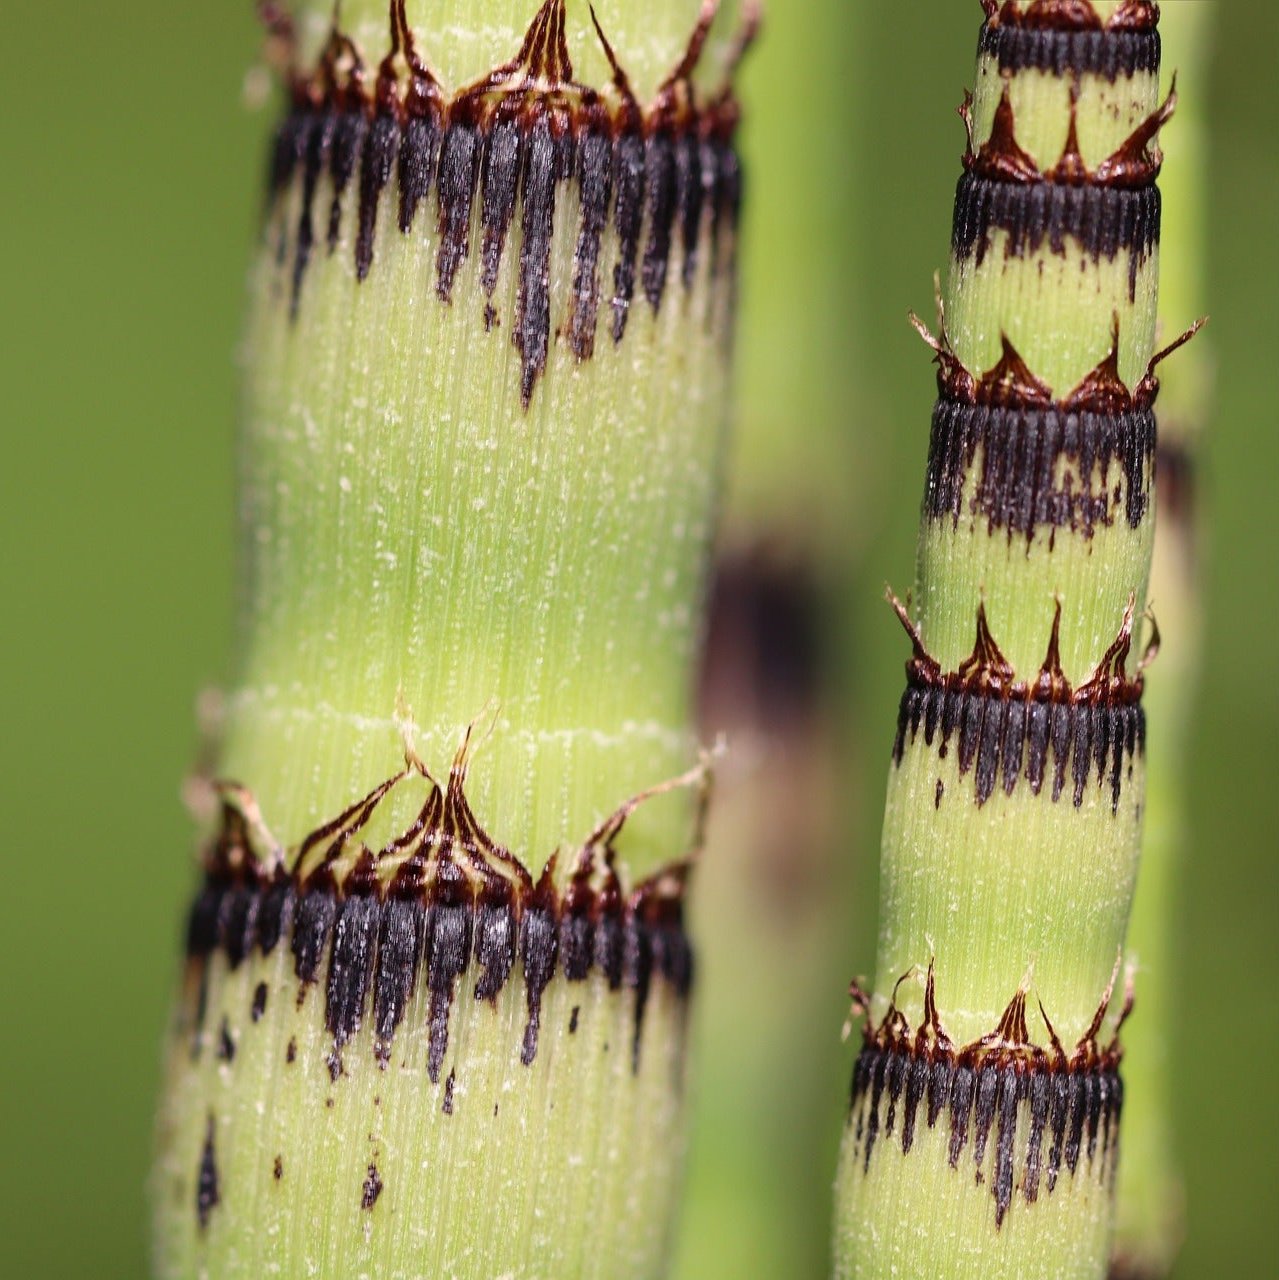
[153,2,746,1276]
[835,4,1178,1277]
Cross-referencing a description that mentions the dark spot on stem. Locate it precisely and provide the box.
[374,895,426,1066]
[567,125,612,359]
[292,889,337,990]
[290,109,337,318]
[325,891,379,1067]
[1155,437,1195,529]
[520,864,560,1066]
[326,110,368,253]
[434,118,481,301]
[699,548,823,735]
[257,878,292,956]
[217,1018,236,1062]
[472,894,516,1004]
[515,119,575,406]
[426,892,473,1083]
[642,133,679,311]
[196,1115,220,1231]
[361,1162,383,1210]
[356,111,400,279]
[398,114,440,233]
[478,118,523,300]
[610,132,646,342]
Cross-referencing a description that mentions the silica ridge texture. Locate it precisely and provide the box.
[915,0,1166,1054]
[835,4,1171,1276]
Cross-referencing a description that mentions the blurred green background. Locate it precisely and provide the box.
[1,2,1273,1276]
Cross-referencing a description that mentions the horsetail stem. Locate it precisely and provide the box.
[834,3,1196,1276]
[152,3,751,1276]
[1111,4,1214,1276]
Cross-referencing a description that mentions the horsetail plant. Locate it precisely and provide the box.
[834,3,1199,1277]
[152,2,753,1276]
[1112,4,1214,1275]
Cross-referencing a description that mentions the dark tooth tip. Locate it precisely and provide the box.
[848,1040,1122,1219]
[269,69,742,397]
[978,22,1160,81]
[925,399,1155,537]
[184,821,693,1078]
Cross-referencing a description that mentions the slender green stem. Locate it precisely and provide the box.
[153,2,748,1276]
[835,3,1184,1276]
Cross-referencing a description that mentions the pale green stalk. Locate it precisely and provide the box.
[152,2,746,1276]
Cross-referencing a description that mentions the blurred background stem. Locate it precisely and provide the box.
[675,2,864,1275]
[1112,4,1215,1276]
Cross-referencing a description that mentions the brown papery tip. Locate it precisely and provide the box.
[963,81,1175,190]
[846,959,1131,1225]
[890,594,1149,705]
[980,0,1159,34]
[183,744,709,1081]
[914,312,1192,413]
[265,0,755,404]
[890,596,1153,809]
